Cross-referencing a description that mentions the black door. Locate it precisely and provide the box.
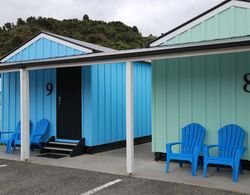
[57,67,82,140]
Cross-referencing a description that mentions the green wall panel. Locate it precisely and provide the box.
[163,6,250,46]
[152,51,250,160]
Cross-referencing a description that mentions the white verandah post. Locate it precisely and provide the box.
[126,61,134,174]
[20,68,30,161]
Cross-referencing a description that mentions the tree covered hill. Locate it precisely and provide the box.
[0,15,156,58]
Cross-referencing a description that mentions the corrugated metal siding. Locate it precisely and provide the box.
[82,66,92,145]
[1,69,57,141]
[1,37,82,140]
[84,62,151,146]
[152,51,250,160]
[134,62,151,138]
[163,6,250,46]
[1,37,152,145]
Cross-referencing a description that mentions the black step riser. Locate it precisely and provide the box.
[42,150,71,155]
[40,137,86,157]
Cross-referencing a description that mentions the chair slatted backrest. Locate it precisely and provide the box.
[218,124,245,158]
[14,121,21,140]
[181,123,206,155]
[31,119,50,143]
[15,121,32,140]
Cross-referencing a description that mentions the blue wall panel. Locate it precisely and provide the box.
[6,38,84,63]
[84,62,151,147]
[2,36,152,146]
[82,66,92,146]
[1,37,83,141]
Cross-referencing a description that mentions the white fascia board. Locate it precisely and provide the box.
[150,0,250,47]
[1,33,93,62]
[22,46,250,72]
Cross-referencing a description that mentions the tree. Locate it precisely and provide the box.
[3,22,13,30]
[0,16,156,58]
[83,14,89,21]
[17,18,25,26]
[132,26,139,33]
[26,17,36,25]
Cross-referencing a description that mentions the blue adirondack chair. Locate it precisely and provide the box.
[30,119,50,149]
[11,121,33,153]
[166,123,206,176]
[203,124,247,182]
[0,121,21,153]
[13,119,49,152]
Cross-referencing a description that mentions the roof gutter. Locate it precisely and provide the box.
[1,38,250,72]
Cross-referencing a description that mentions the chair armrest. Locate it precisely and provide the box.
[234,146,247,165]
[203,145,218,157]
[235,146,247,158]
[166,142,181,154]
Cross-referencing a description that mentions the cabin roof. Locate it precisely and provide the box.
[0,31,116,62]
[149,0,250,47]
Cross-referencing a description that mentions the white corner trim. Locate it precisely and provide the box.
[150,0,250,47]
[1,33,93,62]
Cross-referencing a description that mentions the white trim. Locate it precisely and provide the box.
[150,0,250,47]
[126,61,134,174]
[18,46,250,72]
[20,68,30,161]
[0,42,250,73]
[1,33,93,62]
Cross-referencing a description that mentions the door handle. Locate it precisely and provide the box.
[58,96,62,107]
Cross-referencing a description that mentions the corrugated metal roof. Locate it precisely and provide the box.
[42,31,116,53]
[0,31,117,62]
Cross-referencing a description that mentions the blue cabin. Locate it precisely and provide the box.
[0,32,151,154]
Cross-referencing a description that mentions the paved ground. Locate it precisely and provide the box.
[0,159,244,195]
[1,143,250,194]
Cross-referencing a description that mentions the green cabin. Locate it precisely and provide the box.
[149,0,250,161]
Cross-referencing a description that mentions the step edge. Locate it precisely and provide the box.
[44,147,73,152]
[49,141,77,146]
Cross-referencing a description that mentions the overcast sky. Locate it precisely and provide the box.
[0,0,223,36]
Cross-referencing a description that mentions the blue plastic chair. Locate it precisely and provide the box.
[0,122,21,153]
[13,119,49,152]
[166,123,206,176]
[12,121,32,153]
[203,124,247,182]
[30,119,50,149]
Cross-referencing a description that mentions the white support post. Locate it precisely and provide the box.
[126,61,134,174]
[20,68,30,161]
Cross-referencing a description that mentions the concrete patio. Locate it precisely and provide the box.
[1,143,250,194]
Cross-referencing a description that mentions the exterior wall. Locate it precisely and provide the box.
[83,62,151,146]
[152,51,250,160]
[1,37,152,145]
[1,37,82,141]
[1,69,56,141]
[6,37,82,62]
[163,6,250,46]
